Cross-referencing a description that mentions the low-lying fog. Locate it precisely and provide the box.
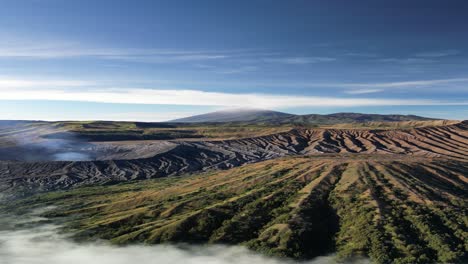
[1,125,177,162]
[1,125,94,162]
[0,209,368,264]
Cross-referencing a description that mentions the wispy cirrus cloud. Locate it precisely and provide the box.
[378,58,435,64]
[0,34,239,62]
[0,39,339,70]
[375,50,460,65]
[339,78,468,95]
[0,76,91,88]
[344,89,384,95]
[0,111,200,122]
[2,76,468,92]
[264,57,336,64]
[215,66,258,74]
[343,52,379,58]
[338,78,468,95]
[336,78,468,88]
[0,44,233,62]
[415,49,460,58]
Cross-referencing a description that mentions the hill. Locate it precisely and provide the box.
[285,112,435,125]
[171,109,294,123]
[171,110,436,124]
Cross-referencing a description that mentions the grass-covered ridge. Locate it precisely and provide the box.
[4,155,467,263]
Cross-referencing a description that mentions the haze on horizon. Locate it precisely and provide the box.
[1,0,467,121]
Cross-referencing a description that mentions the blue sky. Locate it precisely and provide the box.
[0,0,467,121]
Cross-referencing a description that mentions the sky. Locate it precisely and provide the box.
[0,0,467,121]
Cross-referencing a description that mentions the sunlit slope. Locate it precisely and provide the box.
[10,155,467,263]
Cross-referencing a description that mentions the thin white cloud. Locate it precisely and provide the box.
[376,50,460,64]
[378,58,435,64]
[0,77,92,88]
[105,53,232,64]
[1,86,466,109]
[215,66,258,74]
[415,50,460,58]
[147,77,468,90]
[2,76,468,91]
[0,111,197,122]
[0,35,234,62]
[264,57,336,64]
[0,45,232,62]
[336,78,468,88]
[344,89,384,95]
[344,52,379,58]
[0,34,332,66]
[0,38,336,67]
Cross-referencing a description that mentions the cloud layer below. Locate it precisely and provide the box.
[2,86,466,109]
[0,210,364,264]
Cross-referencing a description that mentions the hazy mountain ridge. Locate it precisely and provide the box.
[171,109,437,124]
[172,109,295,123]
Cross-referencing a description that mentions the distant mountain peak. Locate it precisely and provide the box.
[171,109,437,124]
[171,109,293,123]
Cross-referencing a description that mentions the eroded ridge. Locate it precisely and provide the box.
[298,121,468,159]
[0,122,466,197]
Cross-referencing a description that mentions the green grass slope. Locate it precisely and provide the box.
[4,154,467,263]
